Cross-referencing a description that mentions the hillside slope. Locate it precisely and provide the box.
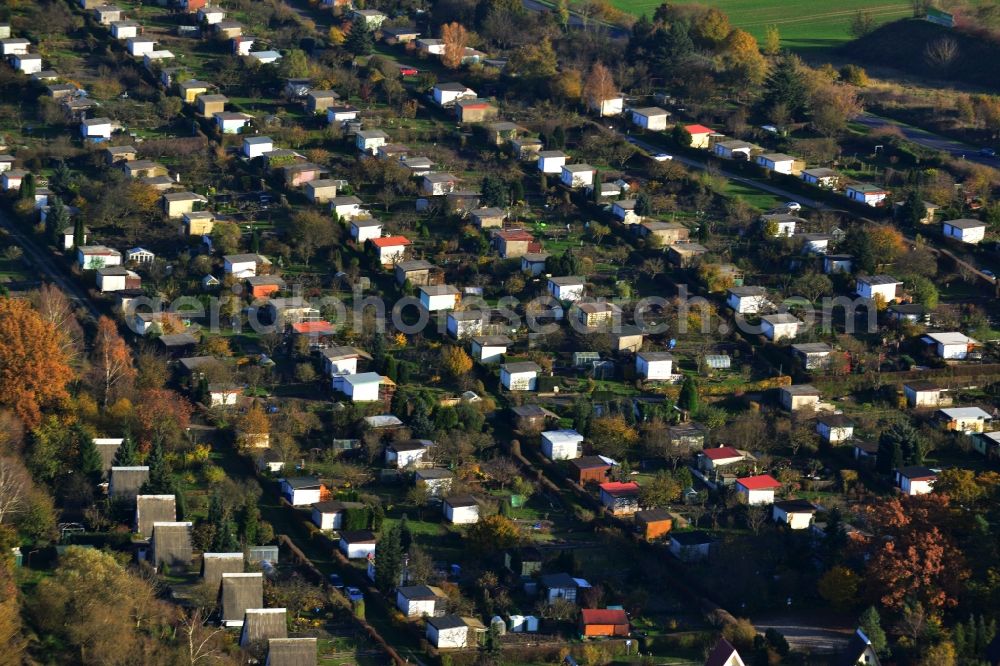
[842,18,1000,90]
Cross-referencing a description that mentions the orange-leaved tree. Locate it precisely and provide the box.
[91,316,136,408]
[858,494,968,612]
[441,22,468,70]
[236,402,270,451]
[134,388,193,451]
[0,297,73,427]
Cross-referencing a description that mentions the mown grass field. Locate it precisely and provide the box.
[602,0,914,52]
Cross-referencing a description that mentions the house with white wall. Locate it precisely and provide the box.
[471,335,509,363]
[385,439,432,469]
[339,531,377,559]
[942,218,986,244]
[760,313,801,341]
[560,164,595,189]
[426,616,471,649]
[895,466,937,495]
[855,275,900,303]
[500,361,540,391]
[755,153,796,174]
[735,474,781,505]
[727,286,770,314]
[443,496,480,524]
[845,183,888,207]
[772,499,818,529]
[630,107,669,131]
[547,276,585,302]
[635,352,673,380]
[924,332,978,360]
[369,236,410,266]
[816,414,854,444]
[78,245,122,270]
[396,585,447,618]
[541,430,583,461]
[419,285,460,312]
[336,372,387,402]
[537,150,567,174]
[432,82,476,106]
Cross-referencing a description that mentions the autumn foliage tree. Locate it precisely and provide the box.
[133,388,193,451]
[858,494,968,612]
[0,297,73,427]
[236,402,270,451]
[587,414,639,459]
[440,345,473,380]
[466,514,522,555]
[441,22,468,69]
[91,317,136,408]
[583,62,616,111]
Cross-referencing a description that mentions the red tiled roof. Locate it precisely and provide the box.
[685,124,714,135]
[737,474,781,490]
[292,321,335,335]
[702,446,742,460]
[599,481,639,495]
[370,236,411,248]
[581,609,628,625]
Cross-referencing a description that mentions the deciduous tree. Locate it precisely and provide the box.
[0,297,73,427]
[441,22,468,69]
[817,565,860,610]
[236,402,269,451]
[134,388,193,451]
[587,414,639,459]
[583,62,616,110]
[859,494,968,611]
[467,514,521,554]
[91,317,136,408]
[439,345,473,380]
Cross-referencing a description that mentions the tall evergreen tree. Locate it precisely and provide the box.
[72,214,85,248]
[858,606,889,657]
[112,432,139,467]
[875,433,903,475]
[173,482,187,521]
[481,175,509,208]
[143,437,172,494]
[635,192,653,216]
[897,190,928,228]
[344,20,374,55]
[18,173,35,200]
[375,523,403,592]
[762,55,808,120]
[77,429,103,482]
[45,195,69,244]
[238,497,261,547]
[678,376,700,413]
[398,514,412,551]
[551,125,566,149]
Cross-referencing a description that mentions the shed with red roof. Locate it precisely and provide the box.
[736,474,781,506]
[684,124,714,149]
[580,608,629,637]
[599,481,640,516]
[369,236,411,266]
[697,446,747,472]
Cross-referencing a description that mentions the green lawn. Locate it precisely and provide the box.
[602,0,913,52]
[721,180,783,211]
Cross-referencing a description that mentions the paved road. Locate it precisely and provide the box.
[854,112,995,167]
[753,614,853,654]
[0,209,100,321]
[522,0,630,38]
